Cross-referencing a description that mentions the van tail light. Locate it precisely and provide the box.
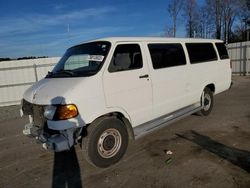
[230,60,232,69]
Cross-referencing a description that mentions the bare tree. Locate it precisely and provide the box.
[163,26,174,37]
[238,0,250,41]
[232,22,246,41]
[183,0,198,37]
[215,0,223,39]
[196,6,214,38]
[205,0,224,39]
[169,0,249,41]
[168,0,183,37]
[222,0,237,43]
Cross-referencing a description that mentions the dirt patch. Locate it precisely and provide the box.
[0,105,21,123]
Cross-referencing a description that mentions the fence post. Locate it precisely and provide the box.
[243,45,247,76]
[33,64,38,82]
[246,45,249,76]
[239,42,243,76]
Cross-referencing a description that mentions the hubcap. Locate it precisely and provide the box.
[97,128,122,158]
[203,93,211,111]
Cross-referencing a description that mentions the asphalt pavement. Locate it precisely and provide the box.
[0,76,250,188]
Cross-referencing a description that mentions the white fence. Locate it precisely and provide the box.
[0,57,60,106]
[228,41,250,75]
[0,42,249,107]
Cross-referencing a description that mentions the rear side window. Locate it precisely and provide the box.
[215,43,229,59]
[186,43,217,64]
[148,43,186,69]
[108,44,142,72]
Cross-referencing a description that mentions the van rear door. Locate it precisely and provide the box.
[215,42,232,92]
[103,43,153,126]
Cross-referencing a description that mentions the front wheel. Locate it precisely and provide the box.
[198,87,214,116]
[82,117,128,168]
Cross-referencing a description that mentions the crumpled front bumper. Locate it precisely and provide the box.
[23,123,75,152]
[21,99,85,152]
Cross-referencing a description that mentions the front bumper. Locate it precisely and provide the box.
[23,123,76,152]
[21,99,85,152]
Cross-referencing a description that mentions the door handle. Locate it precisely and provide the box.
[139,74,149,79]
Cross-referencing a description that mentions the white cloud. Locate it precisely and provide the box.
[0,26,133,57]
[0,5,141,57]
[54,4,66,10]
[0,6,116,36]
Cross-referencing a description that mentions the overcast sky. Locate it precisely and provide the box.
[0,0,205,58]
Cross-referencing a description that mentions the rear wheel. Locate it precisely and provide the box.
[82,116,128,168]
[198,87,214,116]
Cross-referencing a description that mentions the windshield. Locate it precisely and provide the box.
[47,41,111,78]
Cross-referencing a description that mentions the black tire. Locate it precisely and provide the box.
[82,116,128,168]
[198,87,214,116]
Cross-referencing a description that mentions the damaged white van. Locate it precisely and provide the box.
[21,37,231,167]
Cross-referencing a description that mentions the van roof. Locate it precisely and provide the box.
[78,37,224,45]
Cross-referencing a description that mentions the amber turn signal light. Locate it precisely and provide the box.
[55,104,78,120]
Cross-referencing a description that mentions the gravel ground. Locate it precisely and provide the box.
[0,105,22,123]
[0,76,250,188]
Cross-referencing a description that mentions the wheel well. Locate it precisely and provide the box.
[89,112,134,141]
[205,84,215,93]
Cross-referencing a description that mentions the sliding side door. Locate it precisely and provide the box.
[146,43,189,118]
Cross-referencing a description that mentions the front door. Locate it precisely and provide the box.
[103,43,152,127]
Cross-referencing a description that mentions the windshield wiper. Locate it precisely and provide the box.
[57,70,75,76]
[46,70,76,78]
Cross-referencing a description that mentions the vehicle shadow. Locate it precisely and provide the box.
[176,130,250,173]
[52,147,83,188]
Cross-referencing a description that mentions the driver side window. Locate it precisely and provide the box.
[108,44,143,72]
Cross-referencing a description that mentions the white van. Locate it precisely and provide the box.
[21,37,231,167]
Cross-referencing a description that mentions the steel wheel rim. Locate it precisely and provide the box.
[203,93,211,111]
[97,128,122,158]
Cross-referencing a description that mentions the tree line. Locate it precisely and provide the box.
[0,56,48,62]
[166,0,250,43]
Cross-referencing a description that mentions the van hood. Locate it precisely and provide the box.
[23,78,85,105]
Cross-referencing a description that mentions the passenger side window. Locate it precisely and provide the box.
[148,43,186,69]
[108,44,143,72]
[186,43,217,64]
[215,43,229,59]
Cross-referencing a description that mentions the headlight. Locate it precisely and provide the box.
[44,105,57,120]
[54,104,78,120]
